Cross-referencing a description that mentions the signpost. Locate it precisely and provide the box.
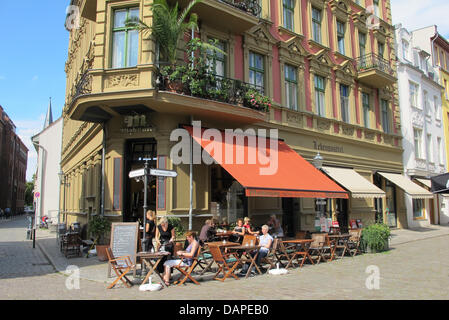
[129,162,177,251]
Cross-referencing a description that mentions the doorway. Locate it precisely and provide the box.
[282,198,294,237]
[123,139,157,222]
[373,174,384,223]
[336,198,349,233]
[385,181,397,228]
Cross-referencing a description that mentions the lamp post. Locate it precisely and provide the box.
[312,153,325,231]
[58,171,68,224]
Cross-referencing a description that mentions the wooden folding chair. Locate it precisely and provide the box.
[321,234,336,262]
[275,241,296,268]
[308,234,327,264]
[106,247,135,289]
[260,238,281,271]
[347,229,362,256]
[242,234,258,246]
[173,247,202,286]
[197,244,216,275]
[209,246,240,282]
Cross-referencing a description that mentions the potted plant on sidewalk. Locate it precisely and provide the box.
[89,215,111,261]
[360,223,391,253]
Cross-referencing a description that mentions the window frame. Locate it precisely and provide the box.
[283,0,295,31]
[314,75,326,117]
[413,128,423,159]
[206,38,227,78]
[337,20,346,56]
[111,6,140,69]
[362,92,370,128]
[412,199,425,219]
[359,32,367,57]
[381,99,390,133]
[284,64,298,110]
[249,51,265,93]
[340,84,350,123]
[312,7,322,44]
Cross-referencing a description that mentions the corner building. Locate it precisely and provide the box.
[62,0,406,233]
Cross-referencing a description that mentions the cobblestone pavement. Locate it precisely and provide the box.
[1,217,449,300]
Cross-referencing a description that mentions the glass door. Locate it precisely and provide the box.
[385,181,397,228]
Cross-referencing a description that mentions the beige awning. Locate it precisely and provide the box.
[322,166,385,198]
[415,178,431,189]
[378,172,434,199]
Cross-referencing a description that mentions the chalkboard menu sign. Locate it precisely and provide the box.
[110,222,139,264]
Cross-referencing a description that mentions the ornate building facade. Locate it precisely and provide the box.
[62,0,408,232]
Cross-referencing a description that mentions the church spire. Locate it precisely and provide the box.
[44,97,53,129]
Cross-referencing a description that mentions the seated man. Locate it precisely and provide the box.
[199,219,216,245]
[239,225,273,276]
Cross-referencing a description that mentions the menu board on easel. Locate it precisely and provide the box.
[110,222,139,264]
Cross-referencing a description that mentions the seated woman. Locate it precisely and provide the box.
[230,218,246,243]
[162,231,199,286]
[243,217,260,236]
[155,217,176,273]
[239,225,273,276]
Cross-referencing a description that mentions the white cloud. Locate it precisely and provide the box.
[391,0,449,37]
[15,114,46,181]
[32,75,39,81]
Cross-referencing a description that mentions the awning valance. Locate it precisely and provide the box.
[184,126,348,199]
[322,166,385,198]
[378,172,434,199]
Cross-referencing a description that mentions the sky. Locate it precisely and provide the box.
[1,0,449,182]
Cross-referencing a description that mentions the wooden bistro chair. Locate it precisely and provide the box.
[347,229,362,257]
[106,247,135,289]
[308,234,327,264]
[260,238,280,271]
[275,240,297,268]
[242,234,258,247]
[209,245,240,282]
[173,247,202,286]
[62,233,81,258]
[197,244,216,275]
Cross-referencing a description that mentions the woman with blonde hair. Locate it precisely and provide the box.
[243,217,259,236]
[144,210,157,252]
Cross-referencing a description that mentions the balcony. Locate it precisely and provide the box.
[174,0,261,33]
[356,54,396,88]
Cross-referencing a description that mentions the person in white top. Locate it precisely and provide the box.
[239,225,273,275]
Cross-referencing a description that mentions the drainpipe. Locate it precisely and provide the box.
[100,123,107,217]
[189,116,193,231]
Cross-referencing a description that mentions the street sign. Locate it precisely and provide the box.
[129,168,145,179]
[35,192,40,198]
[150,168,178,178]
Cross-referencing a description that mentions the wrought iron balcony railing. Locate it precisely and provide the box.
[219,0,261,17]
[356,53,393,75]
[156,69,269,112]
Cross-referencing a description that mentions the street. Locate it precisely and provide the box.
[0,216,448,300]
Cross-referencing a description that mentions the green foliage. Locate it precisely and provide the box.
[25,181,35,207]
[167,216,186,238]
[244,88,272,112]
[125,0,202,65]
[360,223,391,253]
[89,215,111,245]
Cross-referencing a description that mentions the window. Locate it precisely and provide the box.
[340,84,350,123]
[381,99,390,133]
[427,134,433,163]
[414,128,423,158]
[378,41,385,58]
[337,21,346,55]
[412,199,424,219]
[402,40,409,61]
[435,96,441,120]
[111,7,139,68]
[438,137,444,164]
[312,7,322,44]
[207,39,226,77]
[359,32,366,57]
[249,51,264,92]
[362,93,370,128]
[284,64,298,110]
[314,75,325,117]
[283,0,295,31]
[373,0,380,17]
[409,82,419,108]
[445,80,449,100]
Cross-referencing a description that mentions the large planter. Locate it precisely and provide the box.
[366,239,389,254]
[96,245,109,262]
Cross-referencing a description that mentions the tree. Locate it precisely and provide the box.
[25,174,35,207]
[126,0,202,65]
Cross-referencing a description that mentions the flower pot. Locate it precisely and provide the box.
[96,244,109,262]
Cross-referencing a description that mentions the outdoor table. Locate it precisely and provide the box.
[213,231,234,240]
[328,234,351,258]
[227,244,262,278]
[137,251,170,288]
[205,241,240,248]
[282,239,314,268]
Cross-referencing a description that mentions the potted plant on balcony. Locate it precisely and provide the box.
[243,88,272,112]
[89,215,111,261]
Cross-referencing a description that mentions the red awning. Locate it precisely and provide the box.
[184,126,348,199]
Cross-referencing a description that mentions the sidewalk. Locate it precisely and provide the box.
[36,224,449,285]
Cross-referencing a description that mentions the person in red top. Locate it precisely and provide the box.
[243,217,259,236]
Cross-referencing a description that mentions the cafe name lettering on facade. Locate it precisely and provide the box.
[313,141,344,153]
[120,113,153,134]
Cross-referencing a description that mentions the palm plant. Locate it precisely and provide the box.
[125,0,202,66]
